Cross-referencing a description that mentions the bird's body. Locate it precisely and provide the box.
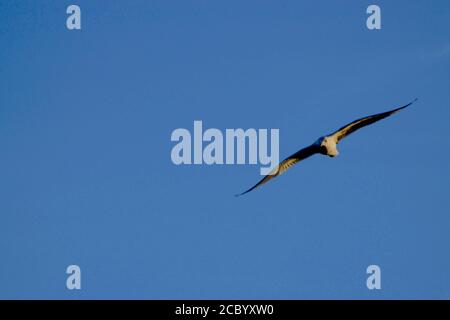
[236,99,417,196]
[316,136,339,157]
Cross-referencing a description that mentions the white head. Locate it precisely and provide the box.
[315,136,339,157]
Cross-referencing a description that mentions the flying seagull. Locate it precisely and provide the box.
[237,99,417,196]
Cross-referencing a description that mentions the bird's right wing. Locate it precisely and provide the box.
[330,98,417,143]
[236,144,320,196]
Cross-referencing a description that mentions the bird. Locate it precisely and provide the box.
[236,99,417,196]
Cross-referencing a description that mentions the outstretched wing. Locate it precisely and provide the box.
[330,99,417,143]
[236,144,320,196]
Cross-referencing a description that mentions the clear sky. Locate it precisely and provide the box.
[1,0,449,299]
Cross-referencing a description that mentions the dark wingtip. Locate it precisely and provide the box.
[234,190,249,197]
[406,98,418,107]
[235,185,256,197]
[395,98,418,113]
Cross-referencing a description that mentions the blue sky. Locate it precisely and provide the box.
[0,0,449,299]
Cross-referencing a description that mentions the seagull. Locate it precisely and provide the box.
[237,99,417,196]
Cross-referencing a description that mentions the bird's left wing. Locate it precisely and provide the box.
[236,144,320,196]
[330,99,417,143]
